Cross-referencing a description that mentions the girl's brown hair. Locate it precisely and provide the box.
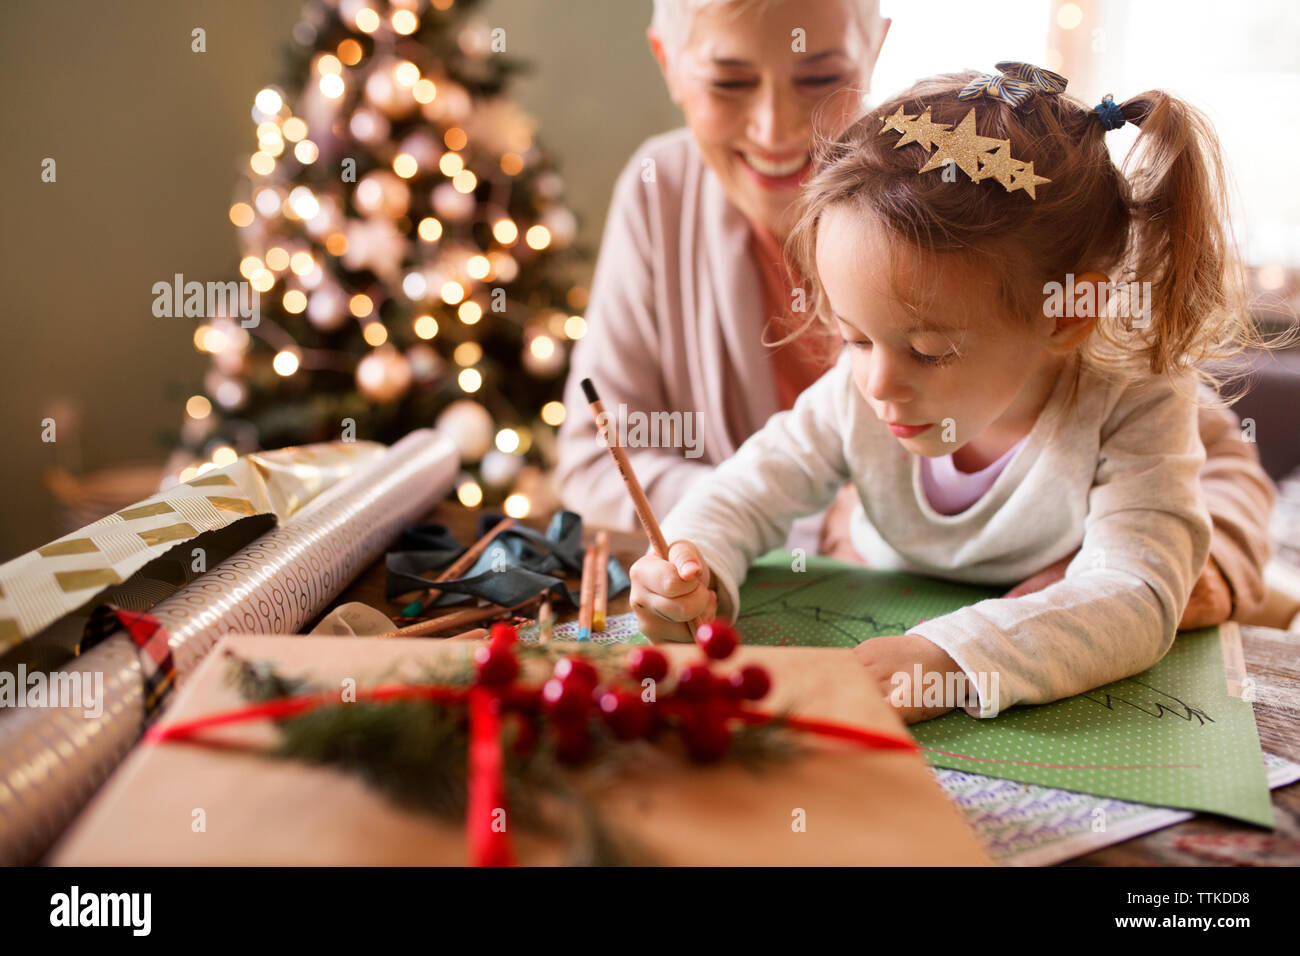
[784,71,1277,403]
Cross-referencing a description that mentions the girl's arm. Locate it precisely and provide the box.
[906,371,1213,718]
[657,354,855,621]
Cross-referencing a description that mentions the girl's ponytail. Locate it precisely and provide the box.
[1117,91,1246,378]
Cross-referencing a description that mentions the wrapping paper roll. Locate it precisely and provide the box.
[1,440,384,653]
[0,429,458,864]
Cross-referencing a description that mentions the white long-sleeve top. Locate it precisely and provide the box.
[658,350,1212,717]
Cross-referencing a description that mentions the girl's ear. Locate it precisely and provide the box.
[1072,271,1110,312]
[1045,270,1109,353]
[647,28,683,106]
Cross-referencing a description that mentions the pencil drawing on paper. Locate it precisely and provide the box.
[1082,678,1215,726]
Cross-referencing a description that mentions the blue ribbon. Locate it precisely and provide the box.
[385,510,629,614]
[959,60,1068,108]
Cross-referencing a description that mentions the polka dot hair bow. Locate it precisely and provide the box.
[958,61,1069,109]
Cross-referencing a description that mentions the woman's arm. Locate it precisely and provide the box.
[1194,397,1277,620]
[554,152,711,532]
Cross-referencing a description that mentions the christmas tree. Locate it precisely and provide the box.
[177,0,587,516]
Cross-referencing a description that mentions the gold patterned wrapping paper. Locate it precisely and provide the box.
[0,440,385,653]
[0,429,459,864]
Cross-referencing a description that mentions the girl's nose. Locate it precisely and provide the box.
[865,349,912,405]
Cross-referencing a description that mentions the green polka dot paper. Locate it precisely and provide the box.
[555,550,1273,827]
[735,552,1002,647]
[911,627,1273,827]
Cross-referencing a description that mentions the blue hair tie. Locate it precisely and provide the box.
[1094,94,1126,131]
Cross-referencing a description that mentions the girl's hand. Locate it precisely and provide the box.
[818,482,869,564]
[853,633,965,724]
[629,540,718,642]
[1005,549,1233,631]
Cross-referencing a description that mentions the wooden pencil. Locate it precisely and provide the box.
[537,600,554,644]
[580,378,703,643]
[577,539,597,641]
[592,530,609,631]
[381,596,535,638]
[400,516,517,617]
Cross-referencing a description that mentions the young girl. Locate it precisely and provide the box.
[629,64,1261,722]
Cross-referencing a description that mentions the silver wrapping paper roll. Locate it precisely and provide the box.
[0,429,458,864]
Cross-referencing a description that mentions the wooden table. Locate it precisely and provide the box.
[328,503,1300,866]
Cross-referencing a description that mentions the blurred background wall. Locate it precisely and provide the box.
[0,0,679,561]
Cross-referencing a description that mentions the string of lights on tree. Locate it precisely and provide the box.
[174,0,589,519]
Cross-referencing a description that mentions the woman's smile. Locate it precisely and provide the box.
[734,148,812,189]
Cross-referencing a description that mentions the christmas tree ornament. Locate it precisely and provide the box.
[405,342,443,384]
[348,107,390,146]
[457,21,494,58]
[356,346,413,403]
[205,371,248,410]
[541,207,578,248]
[464,99,535,156]
[353,170,410,219]
[488,251,518,283]
[436,400,495,463]
[342,216,407,282]
[421,79,472,123]
[397,130,441,169]
[480,449,524,489]
[364,62,417,119]
[535,172,565,201]
[307,283,349,331]
[431,182,475,221]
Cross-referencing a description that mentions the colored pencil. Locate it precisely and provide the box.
[592,530,609,631]
[537,600,554,644]
[577,539,596,641]
[400,516,515,618]
[382,596,536,638]
[580,378,703,643]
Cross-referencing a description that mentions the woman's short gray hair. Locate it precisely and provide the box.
[650,0,882,67]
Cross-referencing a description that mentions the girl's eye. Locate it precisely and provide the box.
[846,339,871,351]
[911,349,956,367]
[711,80,755,91]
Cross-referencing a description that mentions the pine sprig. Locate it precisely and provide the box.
[277,699,470,819]
[224,650,313,701]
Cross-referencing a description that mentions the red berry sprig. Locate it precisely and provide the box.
[694,620,738,660]
[468,619,770,766]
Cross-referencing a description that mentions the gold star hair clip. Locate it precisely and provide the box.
[879,105,1051,199]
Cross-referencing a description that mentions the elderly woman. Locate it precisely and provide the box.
[555,0,1275,628]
